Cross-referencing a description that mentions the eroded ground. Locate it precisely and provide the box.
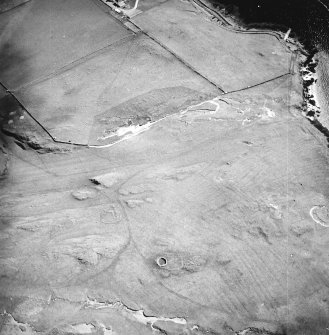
[0,0,329,334]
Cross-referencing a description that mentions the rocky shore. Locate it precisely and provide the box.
[205,0,329,145]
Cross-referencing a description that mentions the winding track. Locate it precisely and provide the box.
[0,0,296,148]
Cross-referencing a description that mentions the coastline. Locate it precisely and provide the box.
[201,0,329,145]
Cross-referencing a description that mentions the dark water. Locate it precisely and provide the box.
[208,0,329,53]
